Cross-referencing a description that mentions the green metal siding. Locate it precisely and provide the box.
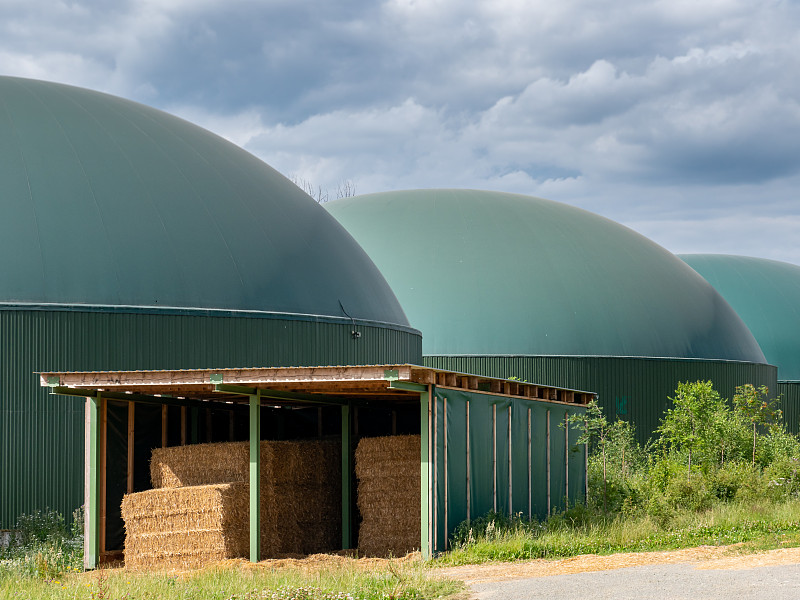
[432,389,586,551]
[778,382,800,435]
[425,356,777,444]
[0,308,421,529]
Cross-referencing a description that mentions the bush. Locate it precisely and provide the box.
[0,507,83,579]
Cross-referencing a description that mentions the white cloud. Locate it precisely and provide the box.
[2,0,800,264]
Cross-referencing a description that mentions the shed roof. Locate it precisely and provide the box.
[41,364,593,406]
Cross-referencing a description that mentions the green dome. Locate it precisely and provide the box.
[0,76,408,327]
[326,190,765,361]
[680,254,800,380]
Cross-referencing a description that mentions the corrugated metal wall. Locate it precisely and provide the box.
[424,356,777,444]
[778,382,800,435]
[432,388,586,551]
[0,308,422,529]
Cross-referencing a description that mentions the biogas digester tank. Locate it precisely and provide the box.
[326,189,774,442]
[0,77,420,528]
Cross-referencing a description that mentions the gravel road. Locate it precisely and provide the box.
[472,561,800,599]
[436,546,800,600]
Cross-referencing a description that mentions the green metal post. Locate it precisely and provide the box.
[249,393,261,562]
[420,388,431,558]
[341,401,352,549]
[86,394,100,570]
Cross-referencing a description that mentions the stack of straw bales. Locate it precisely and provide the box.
[121,482,247,571]
[355,435,420,557]
[122,439,340,569]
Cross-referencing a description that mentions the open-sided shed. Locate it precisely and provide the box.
[41,365,591,567]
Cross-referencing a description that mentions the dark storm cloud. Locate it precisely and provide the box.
[2,0,800,262]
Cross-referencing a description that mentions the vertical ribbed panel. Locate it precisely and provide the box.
[778,382,800,435]
[424,356,777,444]
[0,309,421,528]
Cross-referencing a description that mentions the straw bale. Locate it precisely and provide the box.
[355,435,421,557]
[122,482,248,571]
[139,439,342,564]
[150,442,249,488]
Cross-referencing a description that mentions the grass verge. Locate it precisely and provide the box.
[0,556,463,600]
[433,500,800,566]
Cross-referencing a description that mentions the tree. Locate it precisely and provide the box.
[733,384,782,466]
[288,175,357,203]
[657,381,728,477]
[566,400,610,511]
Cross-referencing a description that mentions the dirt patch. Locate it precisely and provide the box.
[435,546,800,584]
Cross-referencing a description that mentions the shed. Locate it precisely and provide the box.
[41,365,591,567]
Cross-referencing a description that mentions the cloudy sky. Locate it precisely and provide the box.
[2,0,799,263]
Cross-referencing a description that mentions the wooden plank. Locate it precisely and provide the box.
[492,403,497,512]
[161,404,168,448]
[490,380,501,394]
[503,382,511,395]
[466,400,471,522]
[181,406,187,446]
[527,408,532,520]
[127,401,135,494]
[546,409,551,517]
[444,397,449,549]
[445,373,458,387]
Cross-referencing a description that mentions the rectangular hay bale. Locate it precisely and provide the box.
[121,482,248,571]
[141,439,342,563]
[355,435,421,557]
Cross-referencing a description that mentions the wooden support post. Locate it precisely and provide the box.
[546,409,551,517]
[127,401,135,494]
[85,395,100,570]
[565,412,570,506]
[181,407,187,446]
[191,407,199,444]
[492,404,497,513]
[229,410,235,442]
[527,408,532,520]
[466,400,471,523]
[99,397,107,556]
[444,397,449,550]
[161,404,168,448]
[420,387,431,559]
[341,402,352,549]
[585,438,589,507]
[508,406,512,515]
[249,393,261,563]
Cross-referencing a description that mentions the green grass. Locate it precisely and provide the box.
[0,558,463,600]
[433,500,800,565]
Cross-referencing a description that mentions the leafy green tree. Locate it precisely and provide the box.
[733,384,782,466]
[657,381,729,477]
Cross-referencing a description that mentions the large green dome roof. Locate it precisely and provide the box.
[0,76,408,327]
[326,189,765,361]
[680,254,800,380]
